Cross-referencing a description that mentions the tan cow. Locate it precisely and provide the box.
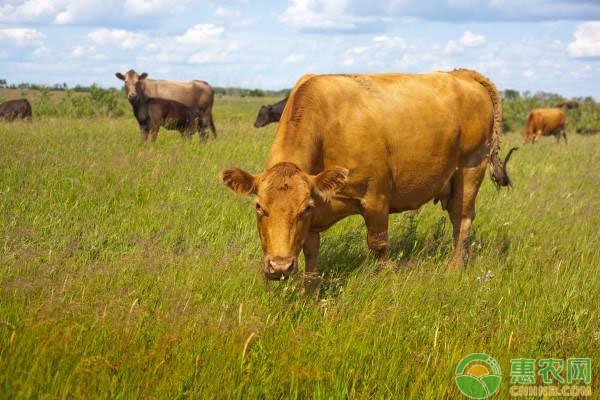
[116,70,216,138]
[524,108,567,144]
[221,70,516,282]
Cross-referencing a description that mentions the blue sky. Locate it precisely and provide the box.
[1,0,599,97]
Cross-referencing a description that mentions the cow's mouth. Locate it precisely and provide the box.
[262,259,298,281]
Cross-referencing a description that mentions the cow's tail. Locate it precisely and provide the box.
[524,112,534,139]
[452,69,517,188]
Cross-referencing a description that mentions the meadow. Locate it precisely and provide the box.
[0,94,599,399]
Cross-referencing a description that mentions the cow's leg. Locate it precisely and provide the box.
[561,129,568,144]
[302,231,321,291]
[140,128,149,142]
[197,115,209,141]
[361,196,390,266]
[149,127,159,142]
[208,112,217,138]
[534,129,543,144]
[447,160,486,272]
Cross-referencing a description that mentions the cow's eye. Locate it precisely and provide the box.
[300,203,314,216]
[255,203,266,217]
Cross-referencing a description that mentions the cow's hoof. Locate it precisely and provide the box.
[301,273,322,295]
[374,259,396,273]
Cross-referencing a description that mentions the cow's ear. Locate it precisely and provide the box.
[312,167,348,201]
[220,168,258,196]
[139,72,148,80]
[115,72,125,81]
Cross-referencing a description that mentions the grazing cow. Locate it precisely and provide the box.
[556,100,579,110]
[0,99,32,121]
[220,70,516,282]
[121,73,203,142]
[254,97,288,128]
[116,70,216,138]
[524,108,567,144]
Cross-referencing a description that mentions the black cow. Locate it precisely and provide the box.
[0,99,32,121]
[254,97,288,128]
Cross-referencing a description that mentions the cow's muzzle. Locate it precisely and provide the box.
[263,257,297,280]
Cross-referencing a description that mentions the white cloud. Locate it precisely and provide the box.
[279,0,371,32]
[444,40,463,55]
[123,0,185,16]
[373,35,407,49]
[460,31,486,47]
[567,21,600,58]
[284,53,305,63]
[445,31,486,55]
[88,29,146,49]
[0,0,56,23]
[0,28,45,47]
[279,1,600,33]
[1,0,191,26]
[176,24,224,46]
[214,7,241,18]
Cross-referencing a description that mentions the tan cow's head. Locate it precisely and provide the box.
[220,162,348,280]
[115,70,148,100]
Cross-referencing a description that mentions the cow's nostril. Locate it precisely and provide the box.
[285,262,295,273]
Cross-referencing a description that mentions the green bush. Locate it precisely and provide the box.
[29,86,129,118]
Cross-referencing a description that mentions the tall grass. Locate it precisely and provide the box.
[0,96,598,399]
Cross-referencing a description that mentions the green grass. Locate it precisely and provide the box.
[1,96,599,399]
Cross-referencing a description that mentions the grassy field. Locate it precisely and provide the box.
[1,96,599,399]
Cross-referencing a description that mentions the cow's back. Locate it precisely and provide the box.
[529,108,565,135]
[269,73,494,211]
[142,79,213,109]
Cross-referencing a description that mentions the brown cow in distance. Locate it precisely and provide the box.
[0,99,32,121]
[524,108,567,144]
[119,72,204,142]
[220,70,516,284]
[116,70,216,138]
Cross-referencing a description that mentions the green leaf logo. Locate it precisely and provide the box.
[455,353,502,399]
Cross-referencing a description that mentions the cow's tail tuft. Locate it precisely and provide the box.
[451,69,515,189]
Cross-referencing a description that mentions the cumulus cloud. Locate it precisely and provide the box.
[214,6,241,18]
[0,0,57,23]
[279,0,600,32]
[0,28,45,47]
[460,31,486,47]
[0,0,192,26]
[279,0,374,32]
[567,21,600,58]
[341,34,416,69]
[88,29,146,49]
[284,53,306,63]
[444,31,486,55]
[176,24,224,46]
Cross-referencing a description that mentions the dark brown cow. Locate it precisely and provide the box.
[0,99,32,121]
[556,100,579,110]
[254,97,288,128]
[116,70,216,138]
[123,73,203,142]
